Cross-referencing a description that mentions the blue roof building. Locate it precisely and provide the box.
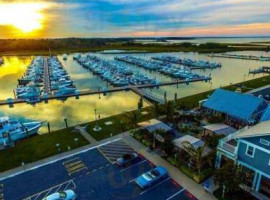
[216,121,270,199]
[203,89,267,127]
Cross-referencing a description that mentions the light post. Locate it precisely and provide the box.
[93,108,102,131]
[55,143,61,152]
[74,138,78,146]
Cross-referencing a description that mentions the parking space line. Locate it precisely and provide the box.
[99,145,135,151]
[98,148,113,164]
[166,188,185,200]
[62,157,80,165]
[120,160,147,173]
[139,177,171,195]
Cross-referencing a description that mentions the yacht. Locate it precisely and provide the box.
[54,86,78,96]
[0,117,42,146]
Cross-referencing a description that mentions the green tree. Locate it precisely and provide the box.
[165,101,175,122]
[125,110,141,129]
[213,163,250,198]
[181,141,210,175]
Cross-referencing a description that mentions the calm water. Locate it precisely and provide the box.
[135,37,270,45]
[0,50,270,132]
[0,91,148,133]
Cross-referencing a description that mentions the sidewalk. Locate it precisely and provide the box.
[121,132,217,200]
[75,125,97,143]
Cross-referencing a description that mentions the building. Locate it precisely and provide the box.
[203,123,236,137]
[216,121,270,199]
[203,89,268,128]
[173,135,212,173]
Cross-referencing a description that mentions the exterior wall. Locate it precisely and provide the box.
[237,140,270,176]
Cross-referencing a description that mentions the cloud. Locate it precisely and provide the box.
[0,0,270,38]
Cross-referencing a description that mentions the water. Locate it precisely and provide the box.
[0,50,270,132]
[135,37,270,45]
[0,91,148,133]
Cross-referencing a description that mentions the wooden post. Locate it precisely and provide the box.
[64,118,68,128]
[47,122,51,133]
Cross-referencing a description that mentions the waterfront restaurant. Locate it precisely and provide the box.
[202,89,268,129]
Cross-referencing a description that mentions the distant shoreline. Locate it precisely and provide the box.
[0,39,269,56]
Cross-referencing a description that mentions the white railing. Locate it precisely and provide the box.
[219,140,237,154]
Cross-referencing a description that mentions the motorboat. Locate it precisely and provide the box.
[0,117,42,146]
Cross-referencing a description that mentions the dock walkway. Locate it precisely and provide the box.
[0,77,210,106]
[209,53,270,61]
[130,87,165,104]
[43,58,51,95]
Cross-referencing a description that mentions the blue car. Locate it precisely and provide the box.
[135,166,168,188]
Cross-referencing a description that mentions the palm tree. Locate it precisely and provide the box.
[181,141,209,175]
[165,101,175,122]
[125,110,142,128]
[153,102,162,117]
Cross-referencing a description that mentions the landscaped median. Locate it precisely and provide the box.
[0,127,89,172]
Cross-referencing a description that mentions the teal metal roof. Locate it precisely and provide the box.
[203,89,267,121]
[260,105,270,122]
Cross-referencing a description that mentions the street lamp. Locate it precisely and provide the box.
[74,138,78,146]
[55,143,61,152]
[93,108,102,131]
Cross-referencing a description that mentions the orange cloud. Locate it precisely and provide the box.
[131,23,270,37]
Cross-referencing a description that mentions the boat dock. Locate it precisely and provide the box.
[0,77,210,106]
[249,66,270,74]
[43,58,51,94]
[209,53,270,61]
[130,87,165,104]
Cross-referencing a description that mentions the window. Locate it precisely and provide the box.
[246,145,255,157]
[260,139,270,146]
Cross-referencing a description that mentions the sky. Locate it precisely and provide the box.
[0,0,270,38]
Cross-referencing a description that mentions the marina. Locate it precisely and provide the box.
[209,53,270,61]
[152,55,222,69]
[15,56,78,103]
[0,50,269,132]
[114,55,210,79]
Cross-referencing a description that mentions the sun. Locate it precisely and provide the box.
[0,2,49,33]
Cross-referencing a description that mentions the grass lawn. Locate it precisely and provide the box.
[86,108,155,141]
[0,127,89,172]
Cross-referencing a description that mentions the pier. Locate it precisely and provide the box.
[130,87,165,104]
[249,66,270,74]
[43,58,51,94]
[209,53,270,61]
[0,77,210,106]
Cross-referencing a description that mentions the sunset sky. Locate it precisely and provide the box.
[0,0,270,38]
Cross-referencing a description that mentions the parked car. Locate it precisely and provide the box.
[135,166,168,188]
[116,153,139,166]
[42,190,76,200]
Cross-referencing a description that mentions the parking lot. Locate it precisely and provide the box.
[0,139,198,200]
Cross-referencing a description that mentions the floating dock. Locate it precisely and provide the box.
[43,58,51,94]
[0,77,210,106]
[209,53,270,61]
[249,66,270,74]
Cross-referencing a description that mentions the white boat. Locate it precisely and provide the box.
[0,117,42,146]
[54,86,78,96]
